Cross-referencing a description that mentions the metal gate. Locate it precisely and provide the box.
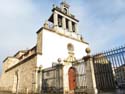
[93,46,125,92]
[42,64,63,94]
[72,61,87,94]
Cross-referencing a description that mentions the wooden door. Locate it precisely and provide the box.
[68,67,76,90]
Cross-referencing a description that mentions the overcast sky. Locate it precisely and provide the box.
[0,0,125,72]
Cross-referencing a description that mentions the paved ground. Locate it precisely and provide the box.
[0,89,125,94]
[99,89,125,94]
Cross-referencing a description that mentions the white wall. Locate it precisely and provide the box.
[37,29,88,68]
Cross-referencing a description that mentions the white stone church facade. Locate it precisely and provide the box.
[0,1,91,94]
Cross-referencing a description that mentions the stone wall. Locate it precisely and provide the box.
[0,54,37,94]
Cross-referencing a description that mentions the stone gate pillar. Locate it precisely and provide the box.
[63,62,72,94]
[83,48,98,94]
[34,66,43,94]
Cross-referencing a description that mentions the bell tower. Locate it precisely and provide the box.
[48,1,79,33]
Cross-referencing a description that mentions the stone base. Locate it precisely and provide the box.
[87,88,98,94]
[68,90,75,94]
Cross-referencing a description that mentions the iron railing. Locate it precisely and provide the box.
[93,45,125,91]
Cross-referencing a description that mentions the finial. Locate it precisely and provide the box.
[85,47,91,55]
[57,58,61,64]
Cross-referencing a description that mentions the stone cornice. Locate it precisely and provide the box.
[37,27,89,45]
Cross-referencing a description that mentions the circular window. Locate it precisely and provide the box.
[67,43,74,51]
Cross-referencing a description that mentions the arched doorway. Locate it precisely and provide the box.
[68,67,76,91]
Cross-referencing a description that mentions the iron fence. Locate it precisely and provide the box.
[93,45,125,91]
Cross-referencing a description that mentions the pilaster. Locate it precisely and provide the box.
[62,17,66,29]
[53,12,58,30]
[37,30,42,55]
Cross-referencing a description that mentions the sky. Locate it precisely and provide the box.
[0,0,125,72]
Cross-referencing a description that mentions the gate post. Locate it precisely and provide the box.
[35,66,42,94]
[63,62,72,94]
[83,48,98,94]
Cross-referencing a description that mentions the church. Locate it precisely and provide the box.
[0,1,92,94]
